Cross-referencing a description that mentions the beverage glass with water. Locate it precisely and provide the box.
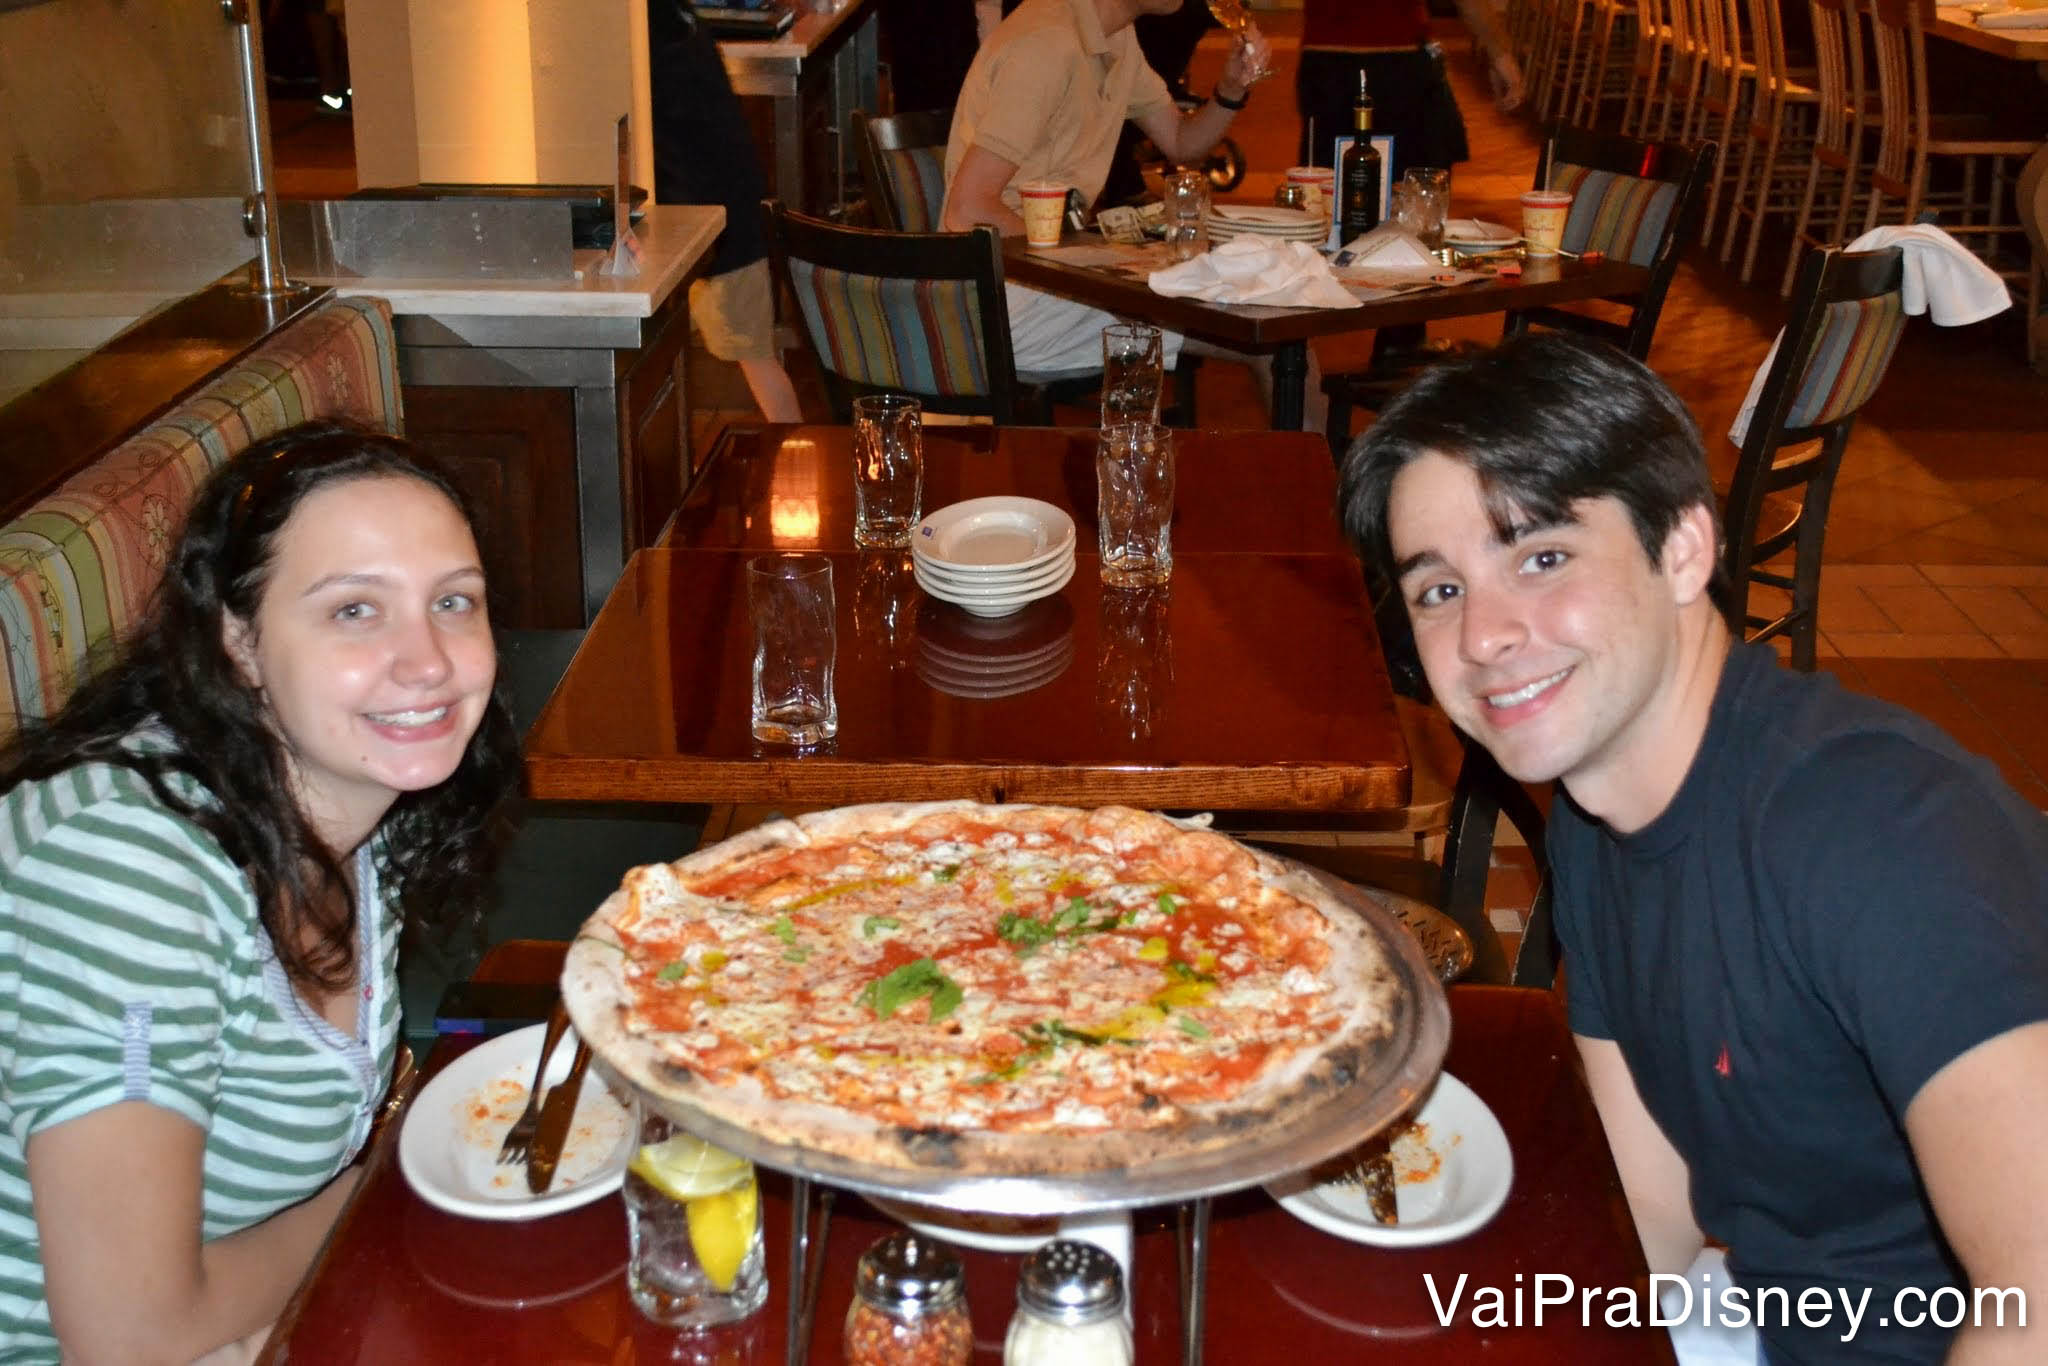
[1165,170,1210,262]
[1100,323,1164,426]
[851,393,924,549]
[748,554,837,746]
[624,1096,770,1327]
[1096,423,1175,588]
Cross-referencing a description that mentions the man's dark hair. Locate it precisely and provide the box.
[1338,333,1724,600]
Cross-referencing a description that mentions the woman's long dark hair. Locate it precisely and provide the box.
[0,422,519,992]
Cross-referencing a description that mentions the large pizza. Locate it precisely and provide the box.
[563,802,1413,1180]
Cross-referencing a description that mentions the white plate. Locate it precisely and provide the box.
[918,557,1076,617]
[912,548,1074,597]
[1442,219,1520,248]
[1264,1072,1512,1247]
[866,1195,1064,1253]
[398,1024,635,1221]
[1210,205,1326,229]
[914,497,1077,573]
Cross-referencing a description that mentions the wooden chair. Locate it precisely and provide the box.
[1650,0,1709,145]
[1719,0,1821,284]
[1689,0,1758,247]
[763,200,1033,422]
[853,109,952,233]
[1323,126,1712,445]
[1620,0,1678,139]
[2020,143,2048,372]
[1723,245,1908,670]
[1862,0,2041,280]
[1780,0,1875,297]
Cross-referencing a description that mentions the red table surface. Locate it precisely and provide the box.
[261,986,1672,1364]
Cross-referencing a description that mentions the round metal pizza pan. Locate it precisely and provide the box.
[575,861,1451,1218]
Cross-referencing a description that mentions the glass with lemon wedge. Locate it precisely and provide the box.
[624,1098,769,1327]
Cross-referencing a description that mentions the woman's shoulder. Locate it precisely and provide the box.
[2,730,238,889]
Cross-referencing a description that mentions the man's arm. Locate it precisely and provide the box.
[31,1102,361,1365]
[1447,0,1525,110]
[1903,1020,2048,1363]
[1131,25,1272,166]
[1577,1034,1706,1276]
[942,144,1026,235]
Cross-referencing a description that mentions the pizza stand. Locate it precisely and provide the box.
[563,868,1452,1365]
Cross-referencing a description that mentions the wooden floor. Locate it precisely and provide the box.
[267,11,2048,810]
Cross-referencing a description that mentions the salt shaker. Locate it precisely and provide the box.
[1003,1240,1134,1366]
[843,1233,973,1366]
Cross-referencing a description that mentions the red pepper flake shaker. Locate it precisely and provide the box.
[843,1233,973,1366]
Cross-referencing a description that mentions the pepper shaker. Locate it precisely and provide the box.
[843,1233,972,1366]
[1003,1239,1134,1366]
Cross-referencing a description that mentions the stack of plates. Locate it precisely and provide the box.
[1205,204,1329,245]
[1441,218,1521,251]
[916,596,1075,699]
[912,496,1077,619]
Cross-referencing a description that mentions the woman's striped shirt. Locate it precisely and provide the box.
[0,753,398,1360]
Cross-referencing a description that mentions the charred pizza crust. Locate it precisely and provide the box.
[562,801,1403,1179]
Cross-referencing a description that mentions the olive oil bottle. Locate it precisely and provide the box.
[1338,70,1382,242]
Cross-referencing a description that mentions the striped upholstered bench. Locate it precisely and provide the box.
[0,295,403,742]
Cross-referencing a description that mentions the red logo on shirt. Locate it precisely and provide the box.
[1713,1043,1732,1078]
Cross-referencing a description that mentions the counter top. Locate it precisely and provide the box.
[316,204,724,320]
[719,0,874,70]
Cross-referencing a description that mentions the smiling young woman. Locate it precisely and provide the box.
[0,423,519,1364]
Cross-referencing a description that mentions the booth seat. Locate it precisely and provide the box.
[0,295,402,743]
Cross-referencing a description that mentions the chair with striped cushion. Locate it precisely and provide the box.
[764,199,1031,422]
[854,110,952,233]
[1723,245,1907,670]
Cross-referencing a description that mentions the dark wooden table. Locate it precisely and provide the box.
[523,547,1408,811]
[664,424,1353,557]
[1002,233,1652,430]
[259,978,1672,1365]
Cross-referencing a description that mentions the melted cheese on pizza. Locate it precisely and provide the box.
[606,808,1341,1134]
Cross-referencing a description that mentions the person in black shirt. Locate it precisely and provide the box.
[648,0,801,421]
[1338,333,2048,1365]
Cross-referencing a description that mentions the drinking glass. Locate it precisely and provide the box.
[1101,323,1164,426]
[624,1097,769,1328]
[1165,169,1209,262]
[851,394,924,549]
[1096,423,1175,588]
[748,554,837,747]
[1400,167,1450,253]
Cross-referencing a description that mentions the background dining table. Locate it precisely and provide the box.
[1001,234,1653,430]
[257,963,1676,1366]
[526,424,1409,813]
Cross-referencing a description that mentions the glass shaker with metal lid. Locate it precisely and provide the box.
[1003,1240,1134,1366]
[843,1233,973,1366]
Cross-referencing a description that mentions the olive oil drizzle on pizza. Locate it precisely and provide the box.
[609,816,1335,1133]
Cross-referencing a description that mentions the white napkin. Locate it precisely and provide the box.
[1148,238,1363,309]
[1727,223,2009,444]
[1663,1248,1760,1366]
[1335,225,1441,275]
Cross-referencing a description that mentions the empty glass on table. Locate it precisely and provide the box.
[851,393,924,550]
[1165,169,1210,262]
[1100,323,1164,426]
[748,554,837,747]
[1096,423,1175,589]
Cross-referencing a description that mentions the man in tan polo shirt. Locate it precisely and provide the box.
[943,0,1270,378]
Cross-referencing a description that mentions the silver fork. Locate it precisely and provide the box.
[496,999,570,1166]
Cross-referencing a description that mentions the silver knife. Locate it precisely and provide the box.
[526,1038,594,1195]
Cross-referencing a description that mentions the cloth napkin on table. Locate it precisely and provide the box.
[1333,225,1442,275]
[1147,238,1362,309]
[1727,223,2010,444]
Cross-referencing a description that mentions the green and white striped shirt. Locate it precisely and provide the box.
[0,744,399,1361]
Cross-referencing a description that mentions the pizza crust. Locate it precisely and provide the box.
[563,801,1410,1182]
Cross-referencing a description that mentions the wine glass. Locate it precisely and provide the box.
[1204,0,1269,84]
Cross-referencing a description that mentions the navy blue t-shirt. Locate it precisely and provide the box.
[1551,642,2048,1365]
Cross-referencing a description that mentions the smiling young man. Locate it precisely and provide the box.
[1340,333,2048,1365]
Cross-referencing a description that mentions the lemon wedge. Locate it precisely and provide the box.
[627,1134,750,1203]
[684,1173,760,1292]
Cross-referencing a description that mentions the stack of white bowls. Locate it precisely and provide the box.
[1204,204,1329,246]
[912,496,1077,619]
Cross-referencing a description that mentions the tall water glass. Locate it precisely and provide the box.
[1166,169,1209,262]
[851,394,924,549]
[1096,423,1175,588]
[624,1097,769,1328]
[1101,323,1164,425]
[749,554,837,746]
